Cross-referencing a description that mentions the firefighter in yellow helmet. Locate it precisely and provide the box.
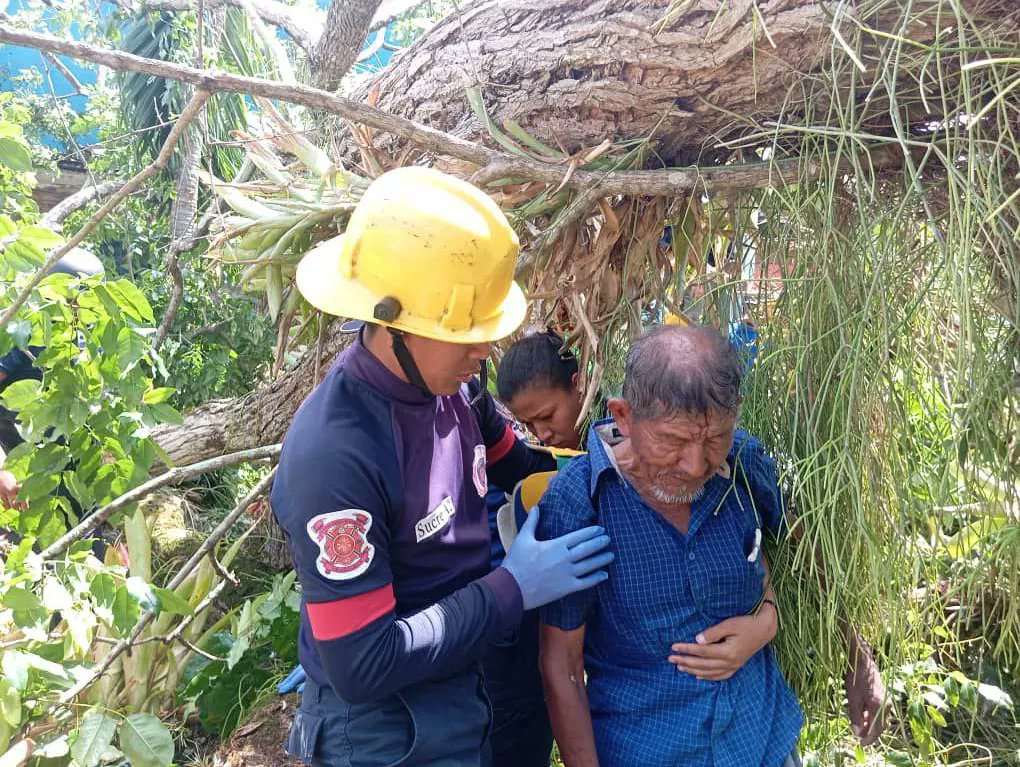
[271,167,613,767]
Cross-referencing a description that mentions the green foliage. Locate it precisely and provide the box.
[118,7,268,179]
[0,96,41,219]
[180,572,300,738]
[136,259,275,410]
[0,270,178,545]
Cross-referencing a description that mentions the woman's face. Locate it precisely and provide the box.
[507,377,584,450]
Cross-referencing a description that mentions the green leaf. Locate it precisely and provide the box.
[925,704,947,727]
[146,402,183,425]
[152,586,193,616]
[883,750,914,767]
[116,327,147,373]
[24,652,71,684]
[142,387,175,405]
[0,378,40,412]
[71,711,117,767]
[107,280,155,323]
[18,225,63,249]
[4,239,45,271]
[0,215,16,238]
[90,572,117,606]
[2,651,29,692]
[112,585,141,636]
[6,319,31,348]
[118,713,174,767]
[0,679,21,727]
[64,470,96,511]
[0,136,33,171]
[2,587,41,612]
[29,443,71,477]
[0,119,21,138]
[17,471,61,502]
[125,576,159,611]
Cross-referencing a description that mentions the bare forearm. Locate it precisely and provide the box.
[542,666,599,767]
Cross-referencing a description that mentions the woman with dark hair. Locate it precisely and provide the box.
[496,331,592,451]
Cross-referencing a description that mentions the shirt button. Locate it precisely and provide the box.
[688,552,696,561]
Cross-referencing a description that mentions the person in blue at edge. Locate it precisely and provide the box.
[539,323,802,767]
[270,166,613,767]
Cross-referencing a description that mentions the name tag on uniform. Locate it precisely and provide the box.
[416,496,456,543]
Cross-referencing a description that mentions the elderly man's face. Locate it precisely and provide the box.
[609,399,737,504]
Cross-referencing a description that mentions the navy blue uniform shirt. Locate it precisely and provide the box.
[271,336,552,704]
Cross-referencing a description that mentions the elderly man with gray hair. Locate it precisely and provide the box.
[537,323,803,767]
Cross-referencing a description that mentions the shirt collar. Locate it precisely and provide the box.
[587,418,625,497]
[344,331,434,406]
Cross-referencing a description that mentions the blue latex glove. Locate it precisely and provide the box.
[501,506,612,610]
[278,664,307,695]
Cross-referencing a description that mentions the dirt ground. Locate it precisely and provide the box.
[212,696,301,767]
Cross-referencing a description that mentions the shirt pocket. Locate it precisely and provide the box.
[688,509,766,620]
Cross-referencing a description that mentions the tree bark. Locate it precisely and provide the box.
[341,0,1013,165]
[311,0,384,91]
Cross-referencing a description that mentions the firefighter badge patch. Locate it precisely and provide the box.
[306,510,374,581]
[472,444,487,497]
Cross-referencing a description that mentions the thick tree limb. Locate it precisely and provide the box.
[40,443,281,560]
[355,0,1013,164]
[0,89,210,331]
[39,180,123,231]
[150,323,351,466]
[311,0,383,91]
[0,26,821,201]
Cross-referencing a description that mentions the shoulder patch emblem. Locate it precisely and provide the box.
[472,444,488,497]
[306,510,374,581]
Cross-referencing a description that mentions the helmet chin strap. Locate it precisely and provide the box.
[387,328,433,397]
[374,296,432,398]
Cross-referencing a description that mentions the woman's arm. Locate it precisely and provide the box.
[540,623,599,767]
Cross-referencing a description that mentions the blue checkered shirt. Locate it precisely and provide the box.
[539,421,803,767]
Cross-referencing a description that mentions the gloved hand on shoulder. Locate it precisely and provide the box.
[501,506,612,611]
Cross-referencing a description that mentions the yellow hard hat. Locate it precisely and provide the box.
[296,166,527,344]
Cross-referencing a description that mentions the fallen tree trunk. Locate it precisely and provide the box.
[145,0,1016,465]
[339,0,1013,165]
